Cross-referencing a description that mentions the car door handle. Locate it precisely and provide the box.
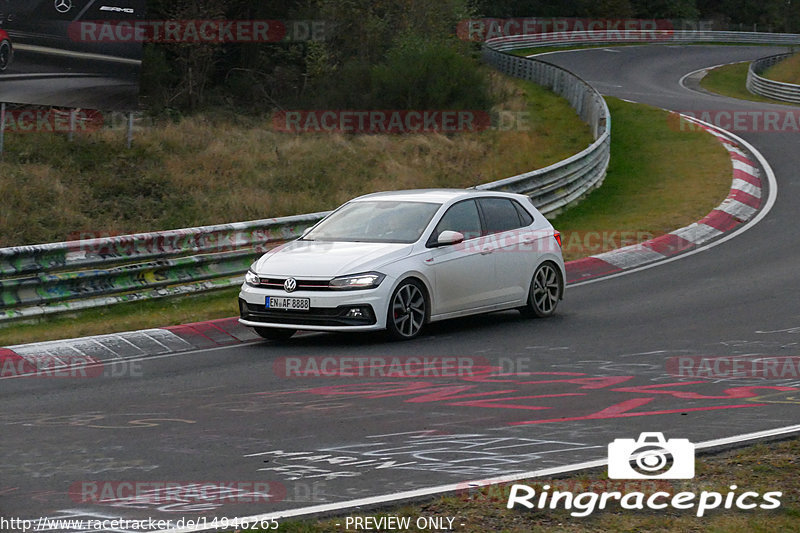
[480,246,494,255]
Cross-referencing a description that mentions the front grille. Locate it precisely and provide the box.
[256,278,332,291]
[240,299,376,327]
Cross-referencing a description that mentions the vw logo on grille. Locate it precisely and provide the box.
[54,0,72,14]
[283,278,297,292]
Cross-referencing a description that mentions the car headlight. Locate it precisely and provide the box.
[245,270,261,287]
[329,272,385,290]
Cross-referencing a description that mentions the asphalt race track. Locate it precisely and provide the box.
[1,45,799,531]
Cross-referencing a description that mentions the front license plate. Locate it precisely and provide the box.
[266,297,310,311]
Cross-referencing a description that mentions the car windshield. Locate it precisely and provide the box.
[302,200,441,243]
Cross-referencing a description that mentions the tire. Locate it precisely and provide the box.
[0,40,11,72]
[386,279,427,340]
[254,327,296,341]
[521,262,562,318]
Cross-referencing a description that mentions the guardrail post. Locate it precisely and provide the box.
[0,102,5,157]
[127,112,134,148]
[68,109,76,142]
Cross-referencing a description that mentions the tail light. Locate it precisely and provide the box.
[554,230,562,248]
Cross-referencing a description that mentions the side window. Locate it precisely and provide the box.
[431,200,481,242]
[479,198,524,234]
[513,200,534,226]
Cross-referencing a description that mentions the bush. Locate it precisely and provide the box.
[370,36,492,111]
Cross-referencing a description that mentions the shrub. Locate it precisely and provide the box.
[370,36,492,111]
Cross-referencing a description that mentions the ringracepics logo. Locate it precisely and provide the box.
[507,432,782,517]
[608,432,694,479]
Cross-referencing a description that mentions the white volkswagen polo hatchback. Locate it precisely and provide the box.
[238,189,565,340]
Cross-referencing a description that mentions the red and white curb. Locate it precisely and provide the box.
[566,118,766,284]
[0,318,260,378]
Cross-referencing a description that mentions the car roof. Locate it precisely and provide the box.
[352,189,527,204]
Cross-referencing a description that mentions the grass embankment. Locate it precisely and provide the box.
[763,52,800,84]
[0,96,734,346]
[256,437,800,533]
[0,72,589,247]
[700,61,800,105]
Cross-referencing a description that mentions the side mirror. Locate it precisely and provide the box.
[436,230,465,246]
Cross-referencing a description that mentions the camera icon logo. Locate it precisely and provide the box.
[608,432,695,479]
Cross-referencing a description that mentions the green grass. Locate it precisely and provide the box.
[0,98,735,345]
[238,437,800,532]
[763,52,800,85]
[700,62,800,105]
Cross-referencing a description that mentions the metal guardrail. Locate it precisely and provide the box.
[486,29,800,50]
[0,213,329,321]
[4,30,799,323]
[477,45,610,214]
[746,53,800,104]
